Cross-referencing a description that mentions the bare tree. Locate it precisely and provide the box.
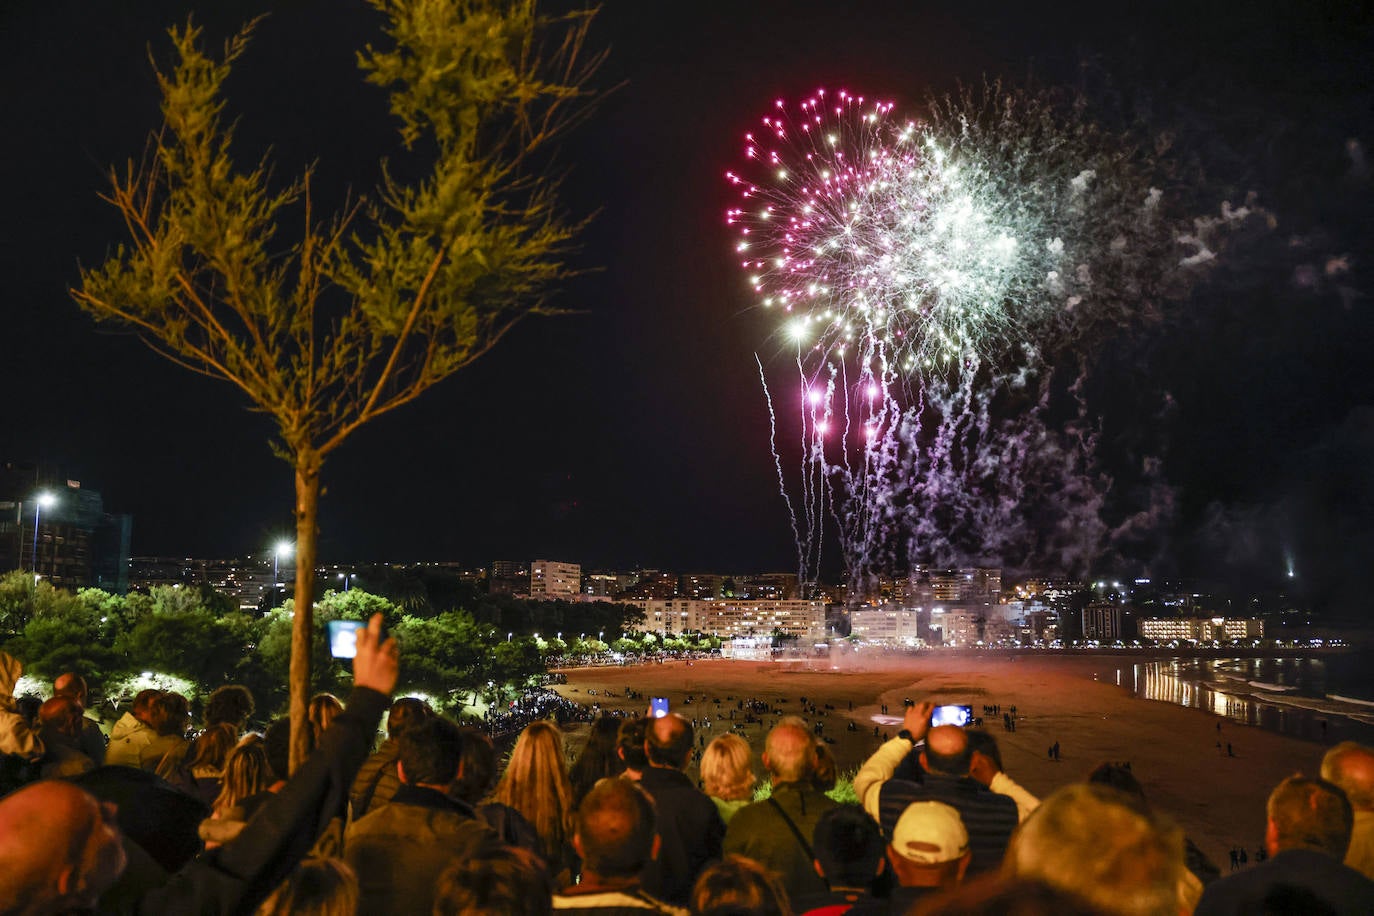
[73,0,604,769]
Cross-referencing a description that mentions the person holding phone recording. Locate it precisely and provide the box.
[854,701,1019,876]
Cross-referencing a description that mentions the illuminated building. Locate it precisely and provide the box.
[1138,617,1264,643]
[1081,602,1122,640]
[1,463,131,592]
[627,598,825,640]
[848,606,923,645]
[530,560,580,600]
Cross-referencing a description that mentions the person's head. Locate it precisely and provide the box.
[966,729,1004,770]
[645,713,693,770]
[148,692,191,738]
[1320,741,1374,812]
[701,733,756,802]
[762,720,814,785]
[188,721,241,771]
[812,804,886,890]
[571,715,627,799]
[920,725,972,777]
[1265,775,1353,858]
[452,726,498,804]
[397,716,464,789]
[574,777,659,879]
[38,695,85,737]
[495,721,575,860]
[53,672,88,703]
[203,684,255,730]
[433,844,552,916]
[215,739,273,814]
[0,781,127,913]
[812,741,837,793]
[887,801,972,889]
[131,688,161,725]
[263,717,293,782]
[308,693,343,736]
[1006,783,1184,916]
[1086,762,1147,801]
[689,854,792,916]
[386,696,433,740]
[616,716,649,773]
[254,856,357,916]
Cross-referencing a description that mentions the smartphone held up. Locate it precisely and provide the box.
[931,704,974,727]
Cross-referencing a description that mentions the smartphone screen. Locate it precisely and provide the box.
[931,704,973,727]
[650,696,669,718]
[327,619,364,659]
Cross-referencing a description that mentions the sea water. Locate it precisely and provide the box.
[1110,651,1374,746]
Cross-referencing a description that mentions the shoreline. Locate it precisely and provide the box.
[550,652,1337,870]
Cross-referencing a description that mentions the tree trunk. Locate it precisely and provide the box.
[289,449,322,774]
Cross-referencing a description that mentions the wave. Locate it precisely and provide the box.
[1329,694,1374,709]
[1246,680,1299,693]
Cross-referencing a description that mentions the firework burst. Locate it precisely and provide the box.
[727,85,1211,594]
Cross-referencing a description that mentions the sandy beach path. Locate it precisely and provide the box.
[551,653,1331,869]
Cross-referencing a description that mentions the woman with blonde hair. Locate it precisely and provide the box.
[490,720,577,881]
[701,733,756,824]
[200,738,273,847]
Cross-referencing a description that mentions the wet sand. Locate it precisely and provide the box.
[550,652,1332,868]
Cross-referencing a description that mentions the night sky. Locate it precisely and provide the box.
[3,2,1371,610]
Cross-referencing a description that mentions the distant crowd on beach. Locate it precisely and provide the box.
[2,630,1372,915]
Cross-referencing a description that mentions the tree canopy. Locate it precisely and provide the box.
[71,0,604,769]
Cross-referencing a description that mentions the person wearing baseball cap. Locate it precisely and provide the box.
[849,801,973,914]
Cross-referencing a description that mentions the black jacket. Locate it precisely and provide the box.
[637,766,725,905]
[1195,848,1374,916]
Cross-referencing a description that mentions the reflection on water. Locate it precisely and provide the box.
[1111,656,1374,746]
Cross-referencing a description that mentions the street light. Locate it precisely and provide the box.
[31,492,56,581]
[274,541,293,586]
[337,572,355,592]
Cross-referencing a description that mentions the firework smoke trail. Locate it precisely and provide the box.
[728,84,1260,593]
[756,353,805,580]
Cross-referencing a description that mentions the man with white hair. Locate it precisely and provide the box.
[723,718,837,901]
[1322,741,1374,879]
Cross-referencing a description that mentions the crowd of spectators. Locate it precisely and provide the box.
[0,639,1371,914]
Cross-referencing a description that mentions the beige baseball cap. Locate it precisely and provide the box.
[891,800,970,864]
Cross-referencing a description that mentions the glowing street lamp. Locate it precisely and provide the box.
[337,572,355,592]
[31,492,56,580]
[274,540,294,586]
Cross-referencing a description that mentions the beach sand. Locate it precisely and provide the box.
[550,652,1331,869]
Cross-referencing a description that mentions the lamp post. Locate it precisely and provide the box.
[337,572,354,592]
[31,492,56,581]
[274,540,293,587]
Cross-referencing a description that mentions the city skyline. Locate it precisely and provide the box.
[3,2,1370,614]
